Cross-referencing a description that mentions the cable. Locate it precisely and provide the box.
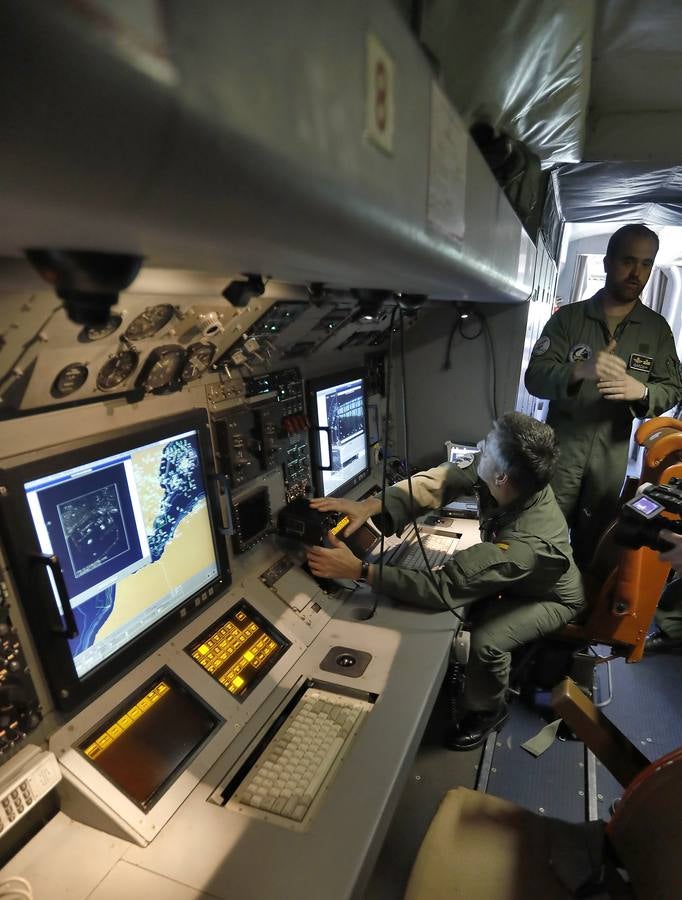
[369,305,400,619]
[397,305,464,623]
[442,306,483,370]
[442,309,461,371]
[480,313,499,420]
[355,306,398,620]
[0,876,33,900]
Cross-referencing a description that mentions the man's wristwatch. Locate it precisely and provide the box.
[359,560,370,582]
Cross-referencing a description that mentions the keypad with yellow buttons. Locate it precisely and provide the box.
[186,600,289,700]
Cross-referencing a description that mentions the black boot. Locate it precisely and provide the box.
[644,630,682,653]
[445,705,509,751]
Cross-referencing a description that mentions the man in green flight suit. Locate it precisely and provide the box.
[306,412,585,751]
[525,224,682,570]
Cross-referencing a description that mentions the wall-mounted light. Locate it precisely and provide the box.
[25,249,143,325]
[350,288,392,321]
[222,273,265,307]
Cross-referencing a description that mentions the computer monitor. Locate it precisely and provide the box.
[0,409,230,711]
[307,369,370,497]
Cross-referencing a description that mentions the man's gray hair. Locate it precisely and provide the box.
[490,412,559,496]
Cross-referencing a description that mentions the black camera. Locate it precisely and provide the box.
[614,478,682,552]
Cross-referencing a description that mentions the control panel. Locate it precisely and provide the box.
[212,368,311,503]
[0,745,61,837]
[0,580,42,761]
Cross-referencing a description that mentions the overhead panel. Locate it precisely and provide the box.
[0,0,533,304]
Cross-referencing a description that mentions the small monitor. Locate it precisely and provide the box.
[307,369,370,497]
[79,670,221,810]
[626,494,664,519]
[232,487,271,553]
[0,410,230,711]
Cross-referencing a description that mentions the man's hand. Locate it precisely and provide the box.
[597,372,647,402]
[573,338,627,383]
[658,530,682,574]
[306,532,362,580]
[308,495,381,536]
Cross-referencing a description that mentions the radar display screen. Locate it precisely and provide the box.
[79,671,220,810]
[23,421,220,679]
[186,600,290,701]
[1,409,230,712]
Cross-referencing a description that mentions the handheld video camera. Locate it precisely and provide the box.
[614,478,682,552]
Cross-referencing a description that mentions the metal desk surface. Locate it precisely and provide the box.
[0,519,480,900]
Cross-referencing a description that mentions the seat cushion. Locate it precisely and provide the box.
[404,787,588,900]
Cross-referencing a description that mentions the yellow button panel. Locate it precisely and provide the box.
[186,600,288,700]
[83,680,170,760]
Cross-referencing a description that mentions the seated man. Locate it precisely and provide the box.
[306,412,585,751]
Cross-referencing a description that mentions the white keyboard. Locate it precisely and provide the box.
[390,532,457,570]
[229,687,372,830]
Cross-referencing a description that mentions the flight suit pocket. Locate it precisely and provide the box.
[453,542,520,580]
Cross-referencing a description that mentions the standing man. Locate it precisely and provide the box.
[525,224,682,569]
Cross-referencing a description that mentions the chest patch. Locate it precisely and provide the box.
[532,335,551,357]
[628,353,653,373]
[568,343,592,362]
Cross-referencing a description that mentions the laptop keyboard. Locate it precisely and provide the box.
[390,533,457,570]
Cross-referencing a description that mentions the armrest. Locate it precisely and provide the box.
[551,677,649,788]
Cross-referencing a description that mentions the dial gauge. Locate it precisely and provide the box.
[124,304,175,340]
[96,349,139,391]
[181,341,217,382]
[51,363,89,398]
[78,315,122,342]
[136,345,186,393]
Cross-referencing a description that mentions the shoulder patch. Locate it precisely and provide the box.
[568,343,592,362]
[531,335,551,357]
[495,542,509,551]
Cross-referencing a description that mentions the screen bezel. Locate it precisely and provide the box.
[77,667,222,811]
[0,409,231,713]
[306,368,371,498]
[626,494,664,519]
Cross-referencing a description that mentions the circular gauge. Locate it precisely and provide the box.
[78,315,122,343]
[96,349,139,391]
[124,304,175,341]
[181,341,217,382]
[136,345,186,393]
[51,363,89,398]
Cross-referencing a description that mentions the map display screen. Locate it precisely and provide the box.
[24,427,219,678]
[308,371,370,498]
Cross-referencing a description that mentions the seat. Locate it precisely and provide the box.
[404,677,682,900]
[570,416,682,663]
[515,415,682,703]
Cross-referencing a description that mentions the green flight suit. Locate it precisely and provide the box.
[372,461,585,713]
[654,577,682,640]
[525,293,682,569]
